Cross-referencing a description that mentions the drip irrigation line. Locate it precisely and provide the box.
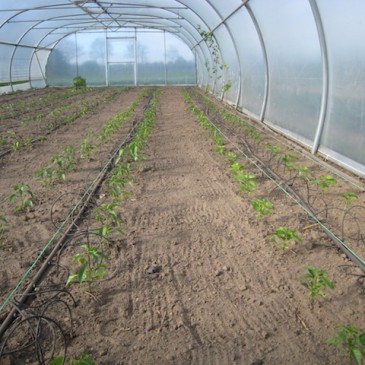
[195,89,365,192]
[0,89,156,339]
[209,115,365,273]
[185,89,365,273]
[0,88,124,160]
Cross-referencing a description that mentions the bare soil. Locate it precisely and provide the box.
[0,86,365,365]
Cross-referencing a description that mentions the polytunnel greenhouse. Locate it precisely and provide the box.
[1,1,365,364]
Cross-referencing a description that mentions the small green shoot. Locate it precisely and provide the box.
[235,171,256,193]
[8,182,35,212]
[35,166,58,187]
[50,352,96,365]
[128,141,140,162]
[230,161,244,173]
[315,175,337,191]
[251,198,275,218]
[66,244,108,292]
[245,126,261,142]
[300,265,335,308]
[294,164,312,181]
[226,152,237,164]
[6,131,23,152]
[71,352,96,365]
[282,153,298,170]
[49,356,64,365]
[340,192,359,208]
[264,143,283,157]
[80,138,95,160]
[51,145,76,181]
[94,202,123,240]
[271,226,302,253]
[11,139,23,151]
[327,324,365,365]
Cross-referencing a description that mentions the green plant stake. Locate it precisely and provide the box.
[252,198,275,218]
[8,182,35,212]
[271,226,302,253]
[327,324,365,365]
[300,265,335,308]
[66,244,108,292]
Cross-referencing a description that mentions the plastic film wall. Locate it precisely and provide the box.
[204,0,365,178]
[0,0,365,178]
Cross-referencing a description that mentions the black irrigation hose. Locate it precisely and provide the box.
[0,88,156,341]
[187,89,365,274]
[0,315,67,365]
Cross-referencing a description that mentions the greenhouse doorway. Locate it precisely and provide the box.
[106,37,137,86]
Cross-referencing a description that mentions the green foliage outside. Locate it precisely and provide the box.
[73,76,86,89]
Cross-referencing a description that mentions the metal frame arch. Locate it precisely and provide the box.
[245,3,269,122]
[173,0,224,91]
[1,0,229,90]
[308,0,329,155]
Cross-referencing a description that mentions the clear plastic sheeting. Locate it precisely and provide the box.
[227,8,265,118]
[250,0,322,143]
[0,0,365,177]
[316,0,365,170]
[46,29,195,86]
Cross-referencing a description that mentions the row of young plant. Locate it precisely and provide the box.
[0,87,159,364]
[0,88,150,250]
[182,88,365,365]
[0,76,91,121]
[0,85,93,122]
[190,88,360,211]
[50,88,161,365]
[0,87,124,154]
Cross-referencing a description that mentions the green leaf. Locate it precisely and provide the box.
[66,273,78,286]
[8,193,17,201]
[49,356,64,365]
[359,334,365,346]
[352,348,363,365]
[77,266,87,283]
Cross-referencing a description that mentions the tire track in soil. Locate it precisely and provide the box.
[67,86,342,365]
